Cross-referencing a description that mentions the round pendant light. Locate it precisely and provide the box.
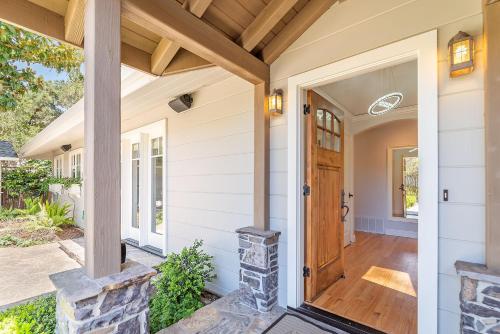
[368,92,403,116]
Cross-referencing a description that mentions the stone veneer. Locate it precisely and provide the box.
[456,261,500,334]
[49,261,156,334]
[236,226,281,312]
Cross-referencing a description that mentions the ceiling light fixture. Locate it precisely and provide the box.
[368,92,404,116]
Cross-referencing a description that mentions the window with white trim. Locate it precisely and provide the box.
[70,151,82,179]
[54,155,63,178]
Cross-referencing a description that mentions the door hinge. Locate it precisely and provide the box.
[303,266,311,277]
[303,184,311,196]
[303,104,311,115]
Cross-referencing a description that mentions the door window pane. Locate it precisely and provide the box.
[151,137,164,235]
[132,143,140,228]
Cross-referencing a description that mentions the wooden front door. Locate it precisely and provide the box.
[305,90,345,302]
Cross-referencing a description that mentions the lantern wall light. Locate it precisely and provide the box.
[448,31,475,78]
[269,89,283,114]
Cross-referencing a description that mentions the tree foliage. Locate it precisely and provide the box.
[2,160,53,200]
[0,21,83,111]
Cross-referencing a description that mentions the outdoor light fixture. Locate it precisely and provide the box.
[448,31,475,78]
[269,89,283,114]
[368,92,404,116]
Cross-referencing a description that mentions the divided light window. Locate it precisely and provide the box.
[151,137,164,235]
[54,156,63,178]
[131,143,140,229]
[70,152,82,179]
[316,109,341,152]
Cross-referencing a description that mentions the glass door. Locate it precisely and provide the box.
[147,137,164,249]
[129,142,141,241]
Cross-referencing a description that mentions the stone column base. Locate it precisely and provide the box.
[236,226,280,312]
[456,261,500,333]
[50,261,156,334]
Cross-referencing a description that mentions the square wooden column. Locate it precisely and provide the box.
[254,81,270,231]
[485,0,500,271]
[84,0,122,278]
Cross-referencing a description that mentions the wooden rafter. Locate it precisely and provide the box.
[261,0,338,64]
[163,49,212,76]
[64,0,86,45]
[122,0,269,84]
[151,0,213,75]
[237,0,299,52]
[0,0,152,75]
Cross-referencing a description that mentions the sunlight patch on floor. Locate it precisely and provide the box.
[362,266,417,297]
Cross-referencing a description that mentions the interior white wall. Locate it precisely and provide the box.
[353,119,418,238]
[269,1,484,332]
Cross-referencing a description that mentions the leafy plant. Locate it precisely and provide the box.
[2,160,52,202]
[21,198,42,215]
[0,295,56,333]
[0,207,21,221]
[0,234,38,247]
[35,201,74,229]
[149,240,216,333]
[47,177,82,189]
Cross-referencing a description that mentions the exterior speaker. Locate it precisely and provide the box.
[61,144,72,152]
[168,94,193,113]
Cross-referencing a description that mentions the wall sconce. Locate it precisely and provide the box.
[448,31,475,78]
[269,89,283,114]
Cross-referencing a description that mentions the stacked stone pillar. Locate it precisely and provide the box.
[236,226,280,312]
[456,261,500,333]
[50,261,156,334]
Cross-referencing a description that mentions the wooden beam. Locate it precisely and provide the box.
[84,0,122,278]
[237,0,298,52]
[261,0,337,64]
[122,0,269,84]
[254,81,270,230]
[163,49,213,76]
[484,0,500,271]
[150,0,213,75]
[0,0,153,75]
[65,0,86,45]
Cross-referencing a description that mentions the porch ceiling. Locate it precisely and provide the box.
[0,0,341,80]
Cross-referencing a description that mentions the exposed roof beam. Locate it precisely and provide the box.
[151,0,213,75]
[163,49,213,76]
[237,0,298,52]
[122,0,269,84]
[0,0,153,75]
[65,0,86,45]
[261,0,337,64]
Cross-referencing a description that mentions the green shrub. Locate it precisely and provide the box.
[0,235,38,247]
[0,295,56,334]
[0,207,21,221]
[21,198,42,216]
[34,201,74,229]
[149,240,216,333]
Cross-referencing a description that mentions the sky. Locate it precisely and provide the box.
[14,61,70,82]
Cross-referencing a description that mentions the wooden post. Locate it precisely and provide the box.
[254,81,270,231]
[84,0,122,278]
[484,0,500,271]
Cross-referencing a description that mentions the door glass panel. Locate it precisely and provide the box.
[326,112,332,131]
[333,135,341,152]
[151,137,164,235]
[325,133,332,150]
[317,109,324,127]
[317,129,324,146]
[131,143,140,228]
[334,117,340,134]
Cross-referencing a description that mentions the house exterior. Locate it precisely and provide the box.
[7,0,500,333]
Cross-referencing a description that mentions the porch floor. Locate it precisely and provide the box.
[311,232,418,334]
[158,290,285,334]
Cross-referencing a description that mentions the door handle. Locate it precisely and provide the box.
[341,204,350,222]
[341,190,350,222]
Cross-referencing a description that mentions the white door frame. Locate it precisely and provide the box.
[286,30,438,334]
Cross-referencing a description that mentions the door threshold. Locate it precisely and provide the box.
[123,238,165,258]
[290,304,386,334]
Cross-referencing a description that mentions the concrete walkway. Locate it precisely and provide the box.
[0,243,80,309]
[0,238,164,310]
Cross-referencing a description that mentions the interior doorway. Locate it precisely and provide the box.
[302,59,419,333]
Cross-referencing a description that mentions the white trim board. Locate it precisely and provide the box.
[286,30,438,334]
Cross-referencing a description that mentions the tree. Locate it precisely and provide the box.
[0,70,84,150]
[0,21,83,110]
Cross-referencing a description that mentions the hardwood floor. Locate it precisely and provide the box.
[311,232,418,334]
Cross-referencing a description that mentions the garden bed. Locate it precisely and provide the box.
[0,218,83,247]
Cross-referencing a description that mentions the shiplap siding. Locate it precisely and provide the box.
[268,0,484,331]
[165,76,288,304]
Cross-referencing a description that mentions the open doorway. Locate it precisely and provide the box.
[303,60,418,334]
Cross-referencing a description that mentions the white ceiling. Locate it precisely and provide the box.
[319,60,418,116]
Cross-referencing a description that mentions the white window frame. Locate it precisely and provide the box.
[54,154,64,178]
[69,149,83,179]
